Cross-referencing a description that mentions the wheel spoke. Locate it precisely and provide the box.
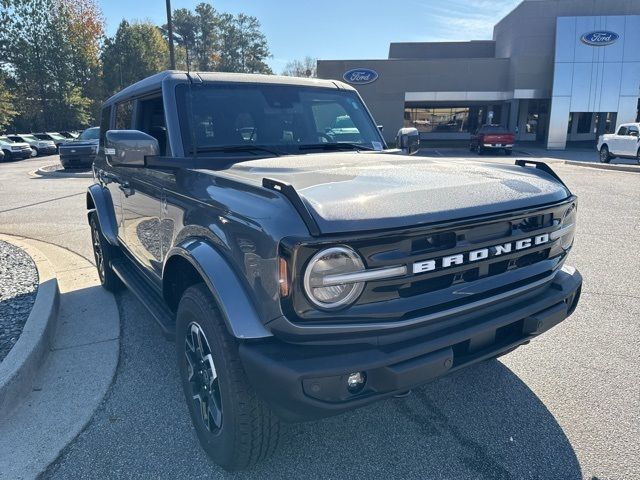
[184,322,222,433]
[208,394,222,428]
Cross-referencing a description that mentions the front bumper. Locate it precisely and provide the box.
[11,149,33,159]
[59,152,96,168]
[36,146,57,156]
[239,266,582,422]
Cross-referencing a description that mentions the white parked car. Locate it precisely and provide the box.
[597,123,640,164]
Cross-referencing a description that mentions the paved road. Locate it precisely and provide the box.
[1,155,638,479]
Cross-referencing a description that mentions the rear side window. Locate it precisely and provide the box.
[115,101,133,130]
[100,106,111,146]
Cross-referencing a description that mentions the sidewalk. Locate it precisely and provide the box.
[0,235,120,479]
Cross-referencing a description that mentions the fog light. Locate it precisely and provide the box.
[347,371,366,393]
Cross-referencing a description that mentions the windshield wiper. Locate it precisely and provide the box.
[298,143,375,152]
[191,145,283,157]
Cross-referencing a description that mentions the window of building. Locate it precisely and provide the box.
[576,113,592,134]
[526,100,548,135]
[404,107,470,133]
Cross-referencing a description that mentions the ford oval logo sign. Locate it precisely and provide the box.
[343,68,379,85]
[581,31,619,46]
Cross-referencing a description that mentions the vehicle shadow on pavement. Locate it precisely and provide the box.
[44,292,581,480]
[252,360,582,480]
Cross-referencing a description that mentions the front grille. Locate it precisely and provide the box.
[285,199,575,324]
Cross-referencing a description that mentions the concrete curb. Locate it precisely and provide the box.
[0,236,120,479]
[32,164,93,178]
[562,160,640,174]
[0,235,60,418]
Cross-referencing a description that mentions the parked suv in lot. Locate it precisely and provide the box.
[88,71,582,470]
[33,132,67,151]
[0,136,33,160]
[7,134,56,156]
[59,127,99,169]
[597,122,640,164]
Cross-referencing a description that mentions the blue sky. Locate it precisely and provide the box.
[99,0,521,73]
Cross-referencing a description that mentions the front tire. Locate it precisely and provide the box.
[176,284,281,471]
[476,144,484,155]
[636,149,640,165]
[89,212,123,292]
[31,147,38,157]
[599,145,611,163]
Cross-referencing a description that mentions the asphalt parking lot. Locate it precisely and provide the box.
[0,153,638,479]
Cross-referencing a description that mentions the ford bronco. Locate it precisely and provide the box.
[87,71,582,470]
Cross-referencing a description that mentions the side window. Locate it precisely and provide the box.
[115,101,133,130]
[99,106,111,146]
[136,95,168,155]
[311,101,362,143]
[627,127,638,136]
[617,126,628,136]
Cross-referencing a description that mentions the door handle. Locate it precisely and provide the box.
[119,182,134,197]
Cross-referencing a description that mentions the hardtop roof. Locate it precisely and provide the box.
[103,70,353,107]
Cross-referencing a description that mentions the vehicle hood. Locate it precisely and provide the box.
[219,152,571,234]
[60,139,98,147]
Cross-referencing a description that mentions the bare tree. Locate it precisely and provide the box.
[281,56,317,78]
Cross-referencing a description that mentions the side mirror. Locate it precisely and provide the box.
[105,130,159,166]
[630,130,638,137]
[396,127,420,155]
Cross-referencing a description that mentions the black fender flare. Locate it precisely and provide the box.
[163,239,272,340]
[86,184,119,245]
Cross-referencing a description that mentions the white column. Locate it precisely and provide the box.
[547,97,571,149]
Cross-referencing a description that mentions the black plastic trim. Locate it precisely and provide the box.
[515,159,568,188]
[262,177,321,236]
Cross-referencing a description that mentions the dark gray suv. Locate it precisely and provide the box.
[87,71,582,470]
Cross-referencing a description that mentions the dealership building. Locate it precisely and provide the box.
[317,0,640,149]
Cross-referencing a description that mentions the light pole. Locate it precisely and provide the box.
[165,0,176,69]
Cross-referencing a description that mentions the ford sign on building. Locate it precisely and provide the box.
[580,30,619,46]
[343,68,379,85]
[319,0,640,150]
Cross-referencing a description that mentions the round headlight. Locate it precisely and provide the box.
[303,246,365,309]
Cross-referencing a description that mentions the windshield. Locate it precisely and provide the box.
[21,135,37,142]
[78,127,99,140]
[176,83,384,156]
[48,132,66,140]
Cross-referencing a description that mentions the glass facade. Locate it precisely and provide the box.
[576,113,592,134]
[404,107,469,133]
[403,105,504,133]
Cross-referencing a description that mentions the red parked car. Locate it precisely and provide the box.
[470,124,515,155]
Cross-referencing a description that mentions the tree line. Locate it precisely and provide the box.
[0,0,275,133]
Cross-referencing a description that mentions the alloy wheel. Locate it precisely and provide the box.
[185,322,223,433]
[600,147,609,163]
[91,220,105,282]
